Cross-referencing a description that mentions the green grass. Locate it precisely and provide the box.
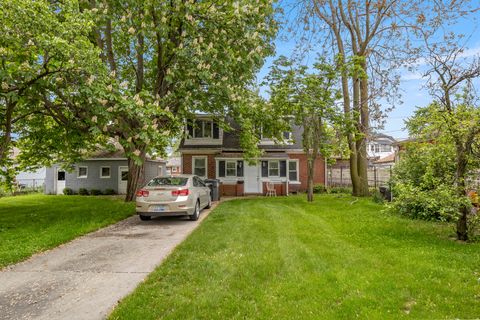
[0,194,134,268]
[110,195,480,319]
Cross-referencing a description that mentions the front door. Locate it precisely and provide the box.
[118,166,128,194]
[244,163,261,194]
[56,170,66,195]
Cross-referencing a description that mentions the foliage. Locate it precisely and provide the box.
[63,188,74,195]
[267,56,342,201]
[0,0,108,189]
[110,195,480,319]
[90,189,102,196]
[0,194,134,267]
[327,186,352,194]
[104,188,116,195]
[371,190,385,204]
[313,184,327,194]
[389,139,472,221]
[78,188,89,196]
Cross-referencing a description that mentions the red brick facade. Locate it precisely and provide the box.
[182,152,326,196]
[181,154,216,179]
[288,153,326,190]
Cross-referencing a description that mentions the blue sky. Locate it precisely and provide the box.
[256,3,480,140]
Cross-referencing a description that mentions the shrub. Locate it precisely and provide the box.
[90,189,102,196]
[78,188,89,195]
[104,188,116,195]
[371,189,385,204]
[63,188,74,195]
[328,186,352,194]
[313,184,327,194]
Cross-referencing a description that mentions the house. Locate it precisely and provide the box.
[10,147,46,189]
[178,115,326,196]
[367,133,396,161]
[45,148,167,195]
[166,157,182,175]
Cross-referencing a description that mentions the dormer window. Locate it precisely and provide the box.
[187,119,220,139]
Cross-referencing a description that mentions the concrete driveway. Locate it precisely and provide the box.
[0,202,218,320]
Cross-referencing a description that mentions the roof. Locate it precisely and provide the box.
[373,153,395,164]
[369,133,397,142]
[179,116,303,152]
[166,157,181,167]
[86,143,166,163]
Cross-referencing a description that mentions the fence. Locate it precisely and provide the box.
[14,178,45,192]
[327,166,393,188]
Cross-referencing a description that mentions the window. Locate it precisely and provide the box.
[226,161,237,177]
[57,170,65,181]
[100,167,110,178]
[172,167,177,173]
[283,131,292,140]
[380,144,391,152]
[121,169,128,181]
[268,161,279,177]
[78,166,88,178]
[193,157,207,178]
[148,177,188,187]
[288,161,298,181]
[188,120,219,139]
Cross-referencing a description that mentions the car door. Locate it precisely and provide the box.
[193,176,208,207]
[197,178,210,206]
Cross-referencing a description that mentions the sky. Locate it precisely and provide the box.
[256,2,480,140]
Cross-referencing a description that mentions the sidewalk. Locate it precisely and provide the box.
[0,202,218,320]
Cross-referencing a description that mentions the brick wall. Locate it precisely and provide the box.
[288,154,325,191]
[182,154,216,179]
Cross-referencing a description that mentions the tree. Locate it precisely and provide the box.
[267,56,342,201]
[83,0,277,201]
[0,0,105,188]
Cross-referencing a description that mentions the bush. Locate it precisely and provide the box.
[90,189,102,196]
[104,188,116,195]
[328,186,352,194]
[313,184,327,194]
[63,188,74,195]
[78,188,89,195]
[371,189,385,204]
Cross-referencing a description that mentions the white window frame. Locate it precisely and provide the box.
[192,120,214,139]
[100,166,111,179]
[192,156,208,178]
[78,166,88,179]
[225,160,237,177]
[268,160,280,177]
[288,160,299,181]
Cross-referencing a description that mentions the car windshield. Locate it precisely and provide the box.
[147,177,188,187]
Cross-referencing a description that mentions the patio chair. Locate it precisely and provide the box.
[266,181,277,197]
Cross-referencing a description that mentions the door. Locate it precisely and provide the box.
[118,166,128,194]
[56,169,66,195]
[244,163,261,194]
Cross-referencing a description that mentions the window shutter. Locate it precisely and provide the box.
[280,160,287,177]
[213,122,220,139]
[237,160,244,177]
[187,121,193,138]
[219,161,226,177]
[261,161,268,177]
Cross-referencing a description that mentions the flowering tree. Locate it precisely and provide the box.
[85,0,277,200]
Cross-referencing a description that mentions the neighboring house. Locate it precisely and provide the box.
[367,133,397,161]
[45,148,166,195]
[166,157,182,175]
[178,115,326,196]
[10,147,46,189]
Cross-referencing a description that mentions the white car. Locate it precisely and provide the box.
[135,175,211,221]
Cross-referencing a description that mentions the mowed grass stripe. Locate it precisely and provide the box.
[110,195,480,319]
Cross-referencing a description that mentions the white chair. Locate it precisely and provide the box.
[266,181,277,197]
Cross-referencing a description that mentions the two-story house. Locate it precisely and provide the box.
[178,115,326,196]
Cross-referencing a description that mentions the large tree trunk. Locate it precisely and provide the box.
[455,144,469,241]
[0,101,13,167]
[125,155,146,202]
[355,63,370,197]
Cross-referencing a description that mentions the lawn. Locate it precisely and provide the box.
[0,194,134,268]
[110,195,480,319]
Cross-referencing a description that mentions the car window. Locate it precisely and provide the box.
[147,177,188,187]
[192,177,199,187]
[198,179,206,187]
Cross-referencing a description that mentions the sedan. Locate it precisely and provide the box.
[135,175,211,221]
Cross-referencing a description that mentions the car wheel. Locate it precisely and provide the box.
[206,197,212,209]
[189,201,200,221]
[139,214,151,221]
